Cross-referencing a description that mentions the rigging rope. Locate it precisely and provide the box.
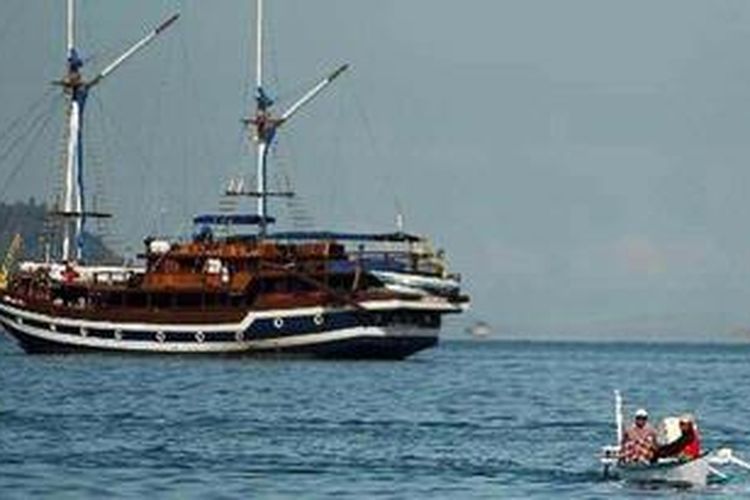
[0,94,61,200]
[0,0,25,64]
[0,88,57,157]
[91,92,154,248]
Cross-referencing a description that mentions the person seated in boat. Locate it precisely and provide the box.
[655,414,701,461]
[620,408,658,463]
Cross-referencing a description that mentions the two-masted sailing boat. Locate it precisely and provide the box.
[0,1,468,359]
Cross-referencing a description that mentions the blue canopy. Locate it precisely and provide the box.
[192,214,276,226]
[230,231,423,242]
[266,231,423,243]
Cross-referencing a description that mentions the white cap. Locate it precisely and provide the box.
[635,408,648,418]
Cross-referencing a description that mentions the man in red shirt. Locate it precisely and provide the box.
[656,415,701,461]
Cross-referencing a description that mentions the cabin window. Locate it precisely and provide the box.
[176,293,202,308]
[259,279,281,294]
[128,293,147,308]
[152,293,172,309]
[288,278,313,293]
[104,293,117,307]
[91,328,113,338]
[329,275,348,292]
[57,324,79,335]
[26,318,47,330]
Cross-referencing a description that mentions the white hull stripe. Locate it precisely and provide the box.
[1,315,436,353]
[0,298,458,333]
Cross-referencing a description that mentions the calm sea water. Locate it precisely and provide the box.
[2,336,750,499]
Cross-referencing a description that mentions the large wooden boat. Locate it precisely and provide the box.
[0,0,468,359]
[0,233,466,358]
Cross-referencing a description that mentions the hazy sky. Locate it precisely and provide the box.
[3,1,750,340]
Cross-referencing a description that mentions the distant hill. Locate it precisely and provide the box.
[0,199,120,263]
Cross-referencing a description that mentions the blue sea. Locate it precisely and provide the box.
[2,336,750,499]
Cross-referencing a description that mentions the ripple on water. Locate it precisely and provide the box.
[2,340,750,498]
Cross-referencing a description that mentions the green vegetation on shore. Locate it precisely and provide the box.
[0,199,119,263]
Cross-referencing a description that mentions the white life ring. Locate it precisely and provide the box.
[114,330,123,341]
[313,314,324,326]
[156,331,166,343]
[195,331,205,343]
[235,331,245,342]
[273,317,284,329]
[80,327,88,337]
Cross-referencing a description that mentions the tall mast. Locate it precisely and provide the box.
[61,0,83,262]
[67,0,74,54]
[256,0,263,95]
[243,0,349,237]
[254,0,269,235]
[62,0,73,260]
[56,1,179,261]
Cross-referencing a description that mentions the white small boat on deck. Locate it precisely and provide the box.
[600,391,750,488]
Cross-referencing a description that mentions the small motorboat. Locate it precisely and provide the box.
[600,391,750,488]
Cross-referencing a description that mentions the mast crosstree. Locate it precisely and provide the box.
[55,0,179,262]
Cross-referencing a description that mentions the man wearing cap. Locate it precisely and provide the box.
[620,408,658,463]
